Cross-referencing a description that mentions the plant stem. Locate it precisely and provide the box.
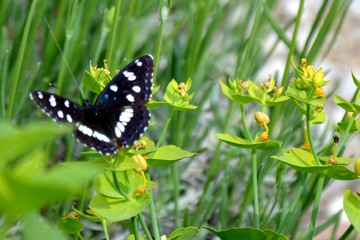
[131,216,140,240]
[306,173,325,240]
[306,104,321,165]
[111,171,130,201]
[145,171,160,240]
[156,109,175,148]
[138,213,153,240]
[240,105,253,141]
[252,148,260,228]
[102,219,110,240]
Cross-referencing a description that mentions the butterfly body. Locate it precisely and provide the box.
[30,54,153,155]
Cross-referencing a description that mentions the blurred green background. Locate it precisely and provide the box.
[0,0,359,239]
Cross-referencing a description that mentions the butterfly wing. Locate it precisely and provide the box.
[29,54,154,155]
[95,54,154,108]
[29,91,82,124]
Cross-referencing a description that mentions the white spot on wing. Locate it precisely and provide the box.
[66,114,73,123]
[110,84,118,92]
[49,95,56,107]
[117,122,125,132]
[37,92,43,99]
[123,71,136,81]
[93,131,111,142]
[57,110,64,118]
[136,61,143,66]
[126,94,135,102]
[64,100,70,108]
[78,124,93,136]
[132,86,141,93]
[115,127,121,138]
[128,75,136,81]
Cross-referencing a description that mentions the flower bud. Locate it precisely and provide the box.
[355,158,360,176]
[132,154,148,173]
[136,185,146,194]
[255,112,270,126]
[313,68,324,87]
[259,131,269,141]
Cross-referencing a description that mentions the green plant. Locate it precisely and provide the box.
[1,1,359,239]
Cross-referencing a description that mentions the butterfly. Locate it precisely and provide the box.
[29,54,153,155]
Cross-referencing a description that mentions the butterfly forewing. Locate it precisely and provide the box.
[95,54,153,109]
[29,54,154,155]
[29,91,82,124]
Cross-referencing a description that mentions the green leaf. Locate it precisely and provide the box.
[89,192,150,222]
[0,160,103,215]
[216,133,281,151]
[22,212,68,240]
[219,80,254,105]
[82,71,102,95]
[168,226,200,240]
[352,71,360,88]
[147,145,197,167]
[272,148,359,180]
[0,122,69,165]
[58,216,84,234]
[90,170,155,222]
[334,95,360,113]
[125,235,145,240]
[204,227,288,240]
[265,95,290,106]
[319,156,353,165]
[285,83,326,105]
[343,189,360,233]
[337,119,360,134]
[163,79,197,111]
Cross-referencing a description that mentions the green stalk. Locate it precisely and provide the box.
[281,0,304,86]
[145,171,160,240]
[156,109,175,148]
[240,105,253,141]
[111,171,130,201]
[102,219,110,240]
[7,0,38,120]
[306,104,321,165]
[251,148,260,228]
[172,162,180,228]
[131,216,140,240]
[191,101,235,226]
[153,0,167,82]
[306,173,325,240]
[138,214,153,240]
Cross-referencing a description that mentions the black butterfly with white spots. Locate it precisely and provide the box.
[29,54,153,155]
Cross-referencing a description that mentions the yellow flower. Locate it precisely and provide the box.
[315,87,324,97]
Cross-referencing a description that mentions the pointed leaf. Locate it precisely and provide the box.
[216,133,281,150]
[147,145,197,167]
[89,191,150,222]
[204,227,288,240]
[343,189,360,233]
[334,95,360,113]
[168,226,199,240]
[272,148,359,180]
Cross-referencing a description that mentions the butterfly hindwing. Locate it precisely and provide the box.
[111,105,151,147]
[95,54,153,109]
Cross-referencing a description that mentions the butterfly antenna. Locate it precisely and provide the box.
[43,18,85,100]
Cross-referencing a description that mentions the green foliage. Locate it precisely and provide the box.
[1,0,359,240]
